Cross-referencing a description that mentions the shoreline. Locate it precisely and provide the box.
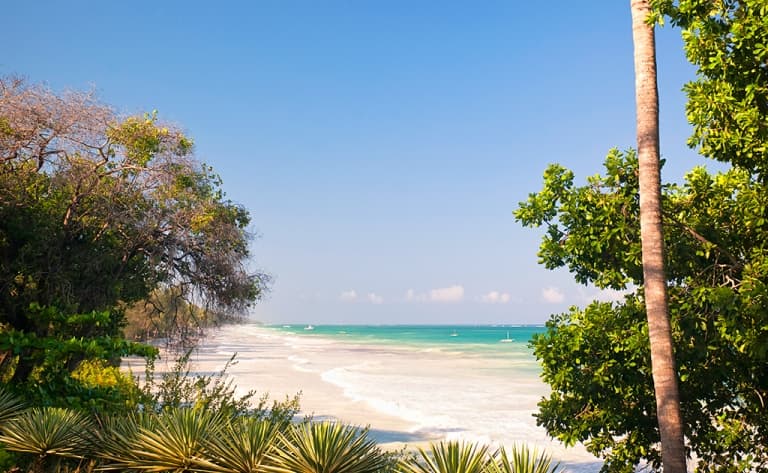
[125,324,603,472]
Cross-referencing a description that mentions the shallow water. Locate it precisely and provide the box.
[184,323,603,472]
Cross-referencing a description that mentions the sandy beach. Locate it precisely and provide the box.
[125,324,603,472]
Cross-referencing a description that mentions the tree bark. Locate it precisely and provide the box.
[630,1,688,471]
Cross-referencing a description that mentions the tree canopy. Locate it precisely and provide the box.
[517,151,768,472]
[0,77,267,407]
[515,2,768,471]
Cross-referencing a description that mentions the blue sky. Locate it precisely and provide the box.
[6,1,714,324]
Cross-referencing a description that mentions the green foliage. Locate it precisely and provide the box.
[651,0,768,178]
[138,351,300,426]
[268,421,393,473]
[0,407,93,472]
[491,445,561,473]
[402,441,495,473]
[0,386,24,425]
[516,152,768,472]
[203,416,280,473]
[0,305,156,412]
[98,407,225,472]
[0,76,267,411]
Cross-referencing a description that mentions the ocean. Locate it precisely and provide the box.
[181,323,602,472]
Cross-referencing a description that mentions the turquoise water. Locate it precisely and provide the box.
[196,323,600,469]
[268,324,544,359]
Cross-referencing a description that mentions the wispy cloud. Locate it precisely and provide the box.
[480,291,512,304]
[339,290,358,301]
[541,286,565,304]
[406,285,465,303]
[367,293,384,304]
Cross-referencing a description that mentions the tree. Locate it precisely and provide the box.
[630,1,686,471]
[651,0,768,178]
[0,77,268,407]
[516,150,768,472]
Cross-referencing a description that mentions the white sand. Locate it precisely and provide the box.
[124,324,603,472]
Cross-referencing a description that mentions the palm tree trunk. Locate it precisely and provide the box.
[630,1,687,471]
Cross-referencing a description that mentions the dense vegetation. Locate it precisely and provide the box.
[516,2,768,471]
[0,77,268,409]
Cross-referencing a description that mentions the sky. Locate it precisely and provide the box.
[5,1,719,324]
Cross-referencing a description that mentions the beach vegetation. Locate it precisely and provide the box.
[491,445,561,473]
[400,441,560,473]
[268,421,395,473]
[203,416,281,473]
[401,441,494,473]
[0,407,94,472]
[97,407,226,472]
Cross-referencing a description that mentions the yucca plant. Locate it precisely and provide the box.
[0,387,25,426]
[401,441,495,473]
[94,410,158,466]
[489,445,560,473]
[0,407,93,472]
[98,407,225,472]
[267,421,392,473]
[200,416,280,473]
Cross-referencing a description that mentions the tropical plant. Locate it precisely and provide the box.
[0,386,24,426]
[202,416,280,473]
[268,421,392,473]
[98,407,225,472]
[401,441,495,473]
[490,445,560,473]
[0,407,93,472]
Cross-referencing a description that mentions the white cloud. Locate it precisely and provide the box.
[367,293,384,304]
[405,285,465,303]
[339,290,358,301]
[541,286,565,304]
[480,291,512,304]
[429,285,465,303]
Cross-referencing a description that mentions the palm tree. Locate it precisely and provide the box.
[630,1,687,471]
[0,407,94,473]
[401,441,495,473]
[267,421,392,473]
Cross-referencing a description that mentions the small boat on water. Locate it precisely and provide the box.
[304,325,315,331]
[499,331,514,343]
[450,330,459,337]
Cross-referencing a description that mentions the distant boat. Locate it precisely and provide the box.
[282,325,291,328]
[304,325,315,331]
[499,331,514,343]
[450,330,459,337]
